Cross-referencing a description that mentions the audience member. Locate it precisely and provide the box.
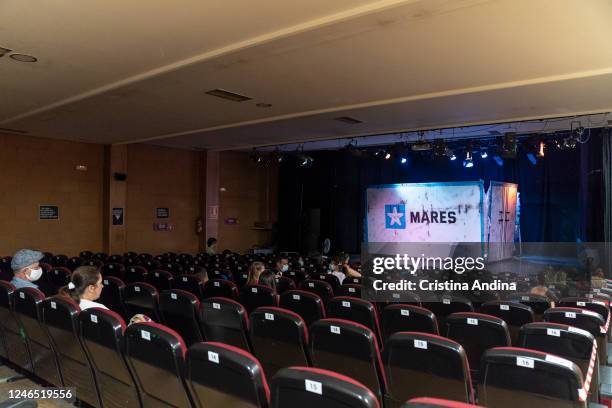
[247,261,266,285]
[274,255,289,276]
[206,237,217,255]
[258,270,278,294]
[10,249,45,289]
[329,255,346,284]
[59,266,107,310]
[339,252,361,278]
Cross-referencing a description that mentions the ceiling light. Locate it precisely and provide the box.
[9,54,37,62]
[463,144,473,168]
[205,89,252,102]
[537,140,545,157]
[75,164,88,171]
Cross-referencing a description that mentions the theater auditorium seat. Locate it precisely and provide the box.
[424,296,473,327]
[326,297,383,345]
[67,256,83,271]
[13,288,62,386]
[381,304,439,341]
[174,274,205,299]
[123,282,161,322]
[186,342,270,408]
[240,284,278,314]
[78,308,141,408]
[285,270,307,286]
[250,307,309,379]
[125,322,193,407]
[279,290,326,327]
[518,322,599,402]
[124,266,148,284]
[480,347,586,408]
[0,281,32,371]
[203,279,239,300]
[199,297,251,352]
[309,318,387,403]
[336,284,362,298]
[159,289,203,347]
[100,276,128,320]
[147,269,174,291]
[270,367,379,408]
[299,280,334,304]
[313,273,341,293]
[383,332,473,407]
[43,296,102,408]
[276,276,296,295]
[47,267,71,295]
[480,300,534,345]
[102,263,125,280]
[402,397,483,408]
[558,297,610,334]
[445,312,510,380]
[507,293,552,320]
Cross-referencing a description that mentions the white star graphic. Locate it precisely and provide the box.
[387,207,404,226]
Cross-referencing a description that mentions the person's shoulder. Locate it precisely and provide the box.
[10,277,38,289]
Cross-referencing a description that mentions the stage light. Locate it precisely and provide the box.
[480,146,489,159]
[537,140,545,157]
[501,133,517,158]
[463,159,473,168]
[401,157,407,164]
[345,139,364,158]
[463,144,473,168]
[297,154,314,168]
[433,139,447,157]
[449,153,457,161]
[384,151,392,160]
[493,154,504,166]
[526,152,537,165]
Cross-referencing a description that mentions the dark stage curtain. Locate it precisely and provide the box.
[278,129,605,254]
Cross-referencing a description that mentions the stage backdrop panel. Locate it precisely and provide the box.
[365,181,485,243]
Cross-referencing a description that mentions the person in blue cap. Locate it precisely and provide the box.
[10,249,45,289]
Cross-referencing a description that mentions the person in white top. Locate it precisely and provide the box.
[60,266,108,311]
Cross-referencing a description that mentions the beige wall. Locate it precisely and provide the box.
[125,144,201,254]
[218,151,278,253]
[0,132,104,257]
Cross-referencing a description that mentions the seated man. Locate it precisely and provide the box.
[10,249,45,289]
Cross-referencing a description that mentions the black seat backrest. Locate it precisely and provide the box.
[270,367,379,408]
[276,276,296,295]
[51,254,68,268]
[159,289,203,347]
[124,266,148,284]
[384,332,473,405]
[381,304,439,341]
[249,306,309,379]
[94,252,109,263]
[481,347,586,408]
[84,259,104,268]
[187,342,270,408]
[99,276,127,319]
[239,284,278,314]
[102,263,125,279]
[142,259,161,272]
[174,274,204,299]
[43,296,102,407]
[125,322,193,407]
[506,293,552,317]
[309,318,387,403]
[285,270,307,286]
[47,267,71,295]
[78,308,140,408]
[279,290,326,327]
[480,301,534,345]
[424,296,473,325]
[67,256,83,271]
[543,307,605,338]
[123,282,161,322]
[80,251,94,260]
[313,273,341,293]
[445,312,510,380]
[146,269,174,292]
[199,297,251,352]
[299,279,334,304]
[558,298,610,330]
[336,284,362,298]
[204,279,239,300]
[107,255,124,265]
[0,281,32,371]
[327,297,382,345]
[14,287,62,386]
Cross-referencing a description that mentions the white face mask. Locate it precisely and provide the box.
[298,259,304,266]
[281,264,289,272]
[28,267,43,282]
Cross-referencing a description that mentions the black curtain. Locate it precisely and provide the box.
[278,130,605,254]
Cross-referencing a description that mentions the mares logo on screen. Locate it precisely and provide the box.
[385,203,457,229]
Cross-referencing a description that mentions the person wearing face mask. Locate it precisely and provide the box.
[59,266,108,310]
[206,237,218,255]
[274,256,289,276]
[328,255,346,284]
[10,249,45,289]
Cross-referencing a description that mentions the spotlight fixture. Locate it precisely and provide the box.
[448,149,457,161]
[384,151,392,160]
[400,157,408,164]
[9,54,37,62]
[345,139,364,158]
[392,143,409,163]
[463,144,473,168]
[433,139,447,157]
[492,153,504,167]
[480,146,489,159]
[249,149,263,163]
[501,133,517,159]
[271,148,284,163]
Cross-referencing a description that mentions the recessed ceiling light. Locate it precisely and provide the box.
[334,116,363,124]
[10,53,37,62]
[205,89,252,102]
[256,103,272,108]
[75,164,88,171]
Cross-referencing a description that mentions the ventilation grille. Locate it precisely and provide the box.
[334,116,363,124]
[205,89,252,102]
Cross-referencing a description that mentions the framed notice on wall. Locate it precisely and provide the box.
[156,208,170,218]
[39,205,59,220]
[112,208,124,225]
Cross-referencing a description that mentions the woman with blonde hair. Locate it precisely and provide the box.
[246,261,266,285]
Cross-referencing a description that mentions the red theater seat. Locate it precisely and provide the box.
[279,290,326,327]
[326,297,383,345]
[276,276,296,295]
[270,367,379,408]
[239,284,278,314]
[186,342,269,408]
[159,289,203,347]
[336,284,362,298]
[479,300,534,345]
[199,297,251,352]
[146,269,174,291]
[102,262,125,280]
[402,397,483,408]
[299,280,334,304]
[381,304,439,341]
[0,281,32,371]
[123,282,161,322]
[174,274,204,299]
[99,276,128,319]
[203,279,239,300]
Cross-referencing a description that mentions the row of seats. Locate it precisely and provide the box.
[0,279,595,408]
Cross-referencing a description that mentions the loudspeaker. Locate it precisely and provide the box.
[114,172,127,181]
